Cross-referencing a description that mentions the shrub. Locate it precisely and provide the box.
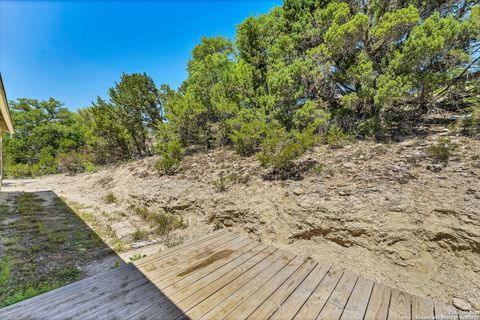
[155,138,184,175]
[326,125,350,148]
[228,110,267,156]
[56,151,94,175]
[152,212,187,236]
[132,229,146,241]
[257,126,317,172]
[427,138,458,162]
[459,106,480,137]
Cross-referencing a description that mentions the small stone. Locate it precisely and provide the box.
[453,297,471,311]
[293,188,304,196]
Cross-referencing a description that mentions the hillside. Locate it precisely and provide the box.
[5,129,480,310]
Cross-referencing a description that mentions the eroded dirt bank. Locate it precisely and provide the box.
[4,131,480,309]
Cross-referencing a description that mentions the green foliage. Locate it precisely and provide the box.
[228,109,267,156]
[152,212,187,236]
[0,283,61,308]
[459,106,480,137]
[129,253,146,262]
[5,1,478,177]
[213,175,230,192]
[4,98,87,177]
[257,125,317,172]
[213,221,224,231]
[427,138,458,162]
[155,136,184,175]
[132,229,146,241]
[326,125,350,148]
[56,151,94,175]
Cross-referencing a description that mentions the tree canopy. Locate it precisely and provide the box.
[4,0,479,176]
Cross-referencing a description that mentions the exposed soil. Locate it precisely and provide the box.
[3,129,480,310]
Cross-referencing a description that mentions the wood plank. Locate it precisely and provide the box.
[144,236,251,285]
[411,295,434,320]
[459,311,478,320]
[137,232,241,275]
[65,237,251,319]
[434,302,459,320]
[25,233,239,319]
[200,254,302,320]
[8,264,142,320]
[364,283,392,320]
[80,239,255,319]
[160,241,260,296]
[134,229,229,267]
[159,248,283,319]
[51,273,153,319]
[340,277,375,320]
[268,263,330,320]
[388,288,412,320]
[131,246,278,320]
[0,263,135,318]
[108,243,263,320]
[233,259,319,320]
[293,268,343,319]
[317,272,358,320]
[80,281,167,320]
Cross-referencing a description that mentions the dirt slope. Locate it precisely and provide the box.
[4,131,480,310]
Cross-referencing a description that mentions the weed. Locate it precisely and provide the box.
[58,267,81,281]
[47,230,67,245]
[130,205,150,220]
[164,236,184,248]
[0,258,10,289]
[214,175,230,192]
[132,229,146,241]
[213,222,224,231]
[129,253,146,262]
[311,163,326,174]
[4,237,17,247]
[153,212,187,236]
[103,192,117,204]
[112,261,120,269]
[113,239,127,252]
[0,205,10,216]
[0,283,61,308]
[427,138,458,162]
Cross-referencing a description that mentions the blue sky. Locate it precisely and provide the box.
[0,0,280,110]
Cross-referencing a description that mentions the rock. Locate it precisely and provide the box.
[453,297,471,311]
[111,221,136,240]
[293,188,304,196]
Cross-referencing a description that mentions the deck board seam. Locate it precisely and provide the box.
[211,254,298,320]
[338,275,360,320]
[314,271,345,319]
[360,278,375,320]
[289,263,329,320]
[174,249,282,319]
[223,256,308,319]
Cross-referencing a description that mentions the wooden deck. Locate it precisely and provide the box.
[0,229,471,320]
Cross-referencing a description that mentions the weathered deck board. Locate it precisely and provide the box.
[0,230,464,320]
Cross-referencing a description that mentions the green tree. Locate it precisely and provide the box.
[108,72,164,156]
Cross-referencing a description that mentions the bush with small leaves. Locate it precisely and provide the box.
[326,125,350,148]
[427,138,458,162]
